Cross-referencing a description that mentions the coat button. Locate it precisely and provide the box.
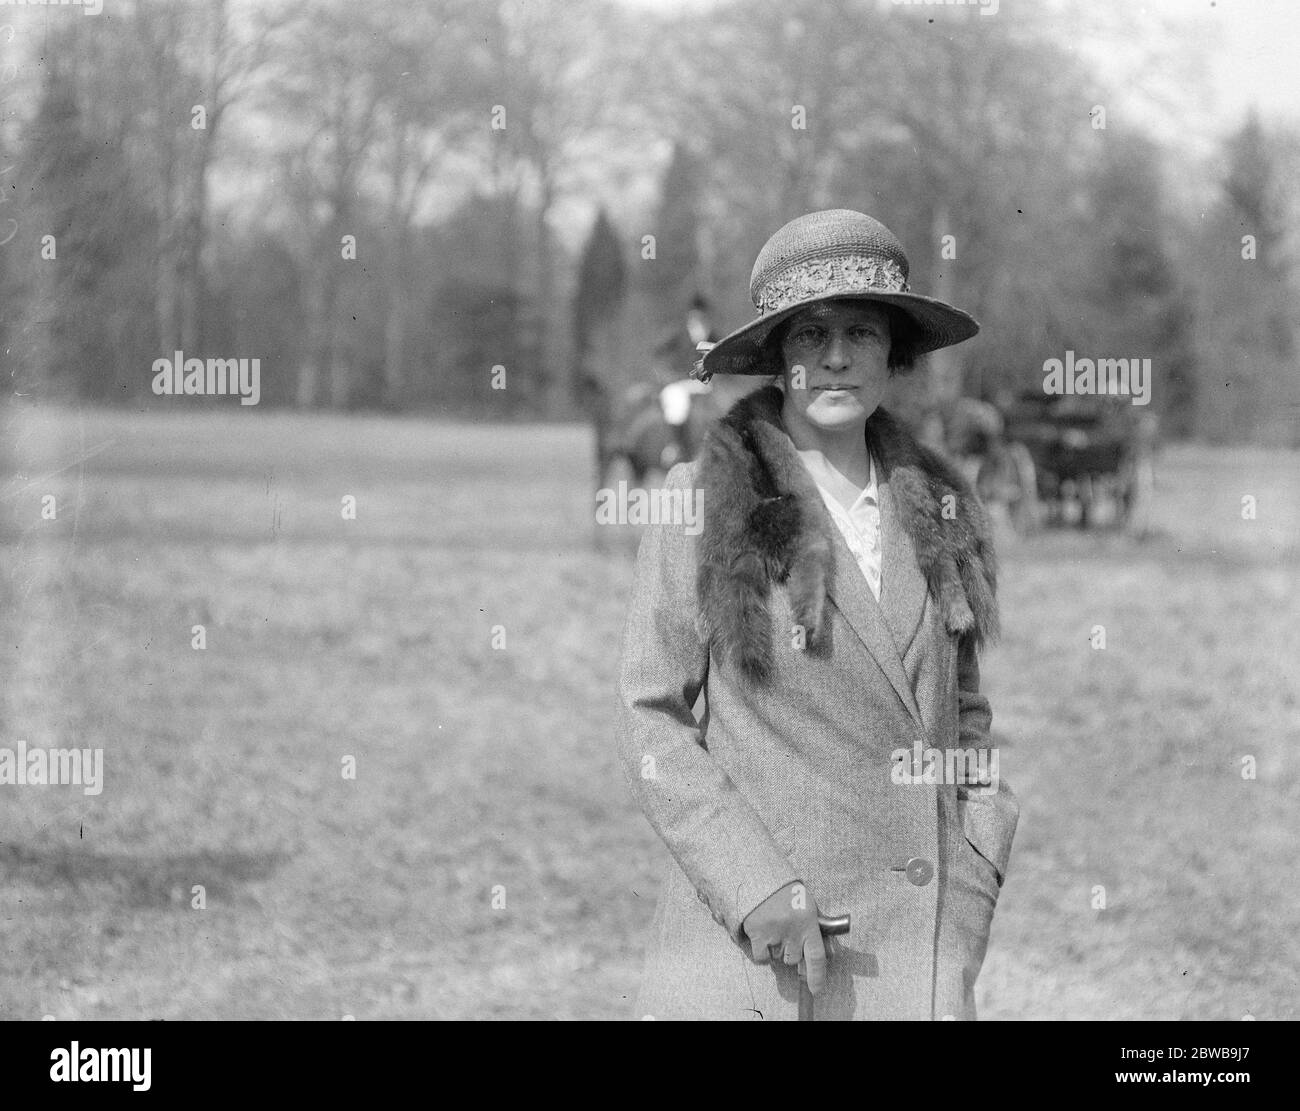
[905,857,934,886]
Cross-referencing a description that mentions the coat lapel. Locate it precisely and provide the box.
[821,508,925,729]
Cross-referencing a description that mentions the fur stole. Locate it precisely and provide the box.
[695,385,998,682]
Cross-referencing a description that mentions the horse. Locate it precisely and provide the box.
[578,373,720,547]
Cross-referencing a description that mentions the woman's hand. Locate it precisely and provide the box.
[741,882,828,994]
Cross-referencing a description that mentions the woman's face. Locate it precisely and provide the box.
[779,300,891,433]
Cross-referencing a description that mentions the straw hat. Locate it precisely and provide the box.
[693,209,979,381]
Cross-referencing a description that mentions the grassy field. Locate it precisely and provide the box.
[1,401,1297,1020]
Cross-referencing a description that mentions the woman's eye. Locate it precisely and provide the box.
[790,327,826,348]
[848,326,881,343]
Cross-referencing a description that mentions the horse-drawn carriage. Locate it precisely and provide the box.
[942,391,1156,534]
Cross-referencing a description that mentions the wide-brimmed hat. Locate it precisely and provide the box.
[693,209,979,380]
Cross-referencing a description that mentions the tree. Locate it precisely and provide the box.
[644,143,703,329]
[118,0,280,358]
[170,0,284,355]
[1193,112,1299,443]
[22,57,157,399]
[573,207,627,366]
[370,0,495,408]
[263,0,390,408]
[480,0,638,416]
[1080,130,1197,435]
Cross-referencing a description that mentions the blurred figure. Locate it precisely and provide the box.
[685,292,716,350]
[652,293,719,467]
[587,295,722,512]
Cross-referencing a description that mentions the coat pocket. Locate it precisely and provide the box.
[962,834,1004,890]
[957,784,1019,889]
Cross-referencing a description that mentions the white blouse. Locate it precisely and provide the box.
[795,448,882,601]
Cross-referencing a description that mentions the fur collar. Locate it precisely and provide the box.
[695,385,998,682]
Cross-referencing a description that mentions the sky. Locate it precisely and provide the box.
[1120,0,1299,130]
[1159,0,1300,124]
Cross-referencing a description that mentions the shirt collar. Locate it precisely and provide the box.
[795,447,877,512]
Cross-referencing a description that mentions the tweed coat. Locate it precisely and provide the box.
[616,385,1019,1021]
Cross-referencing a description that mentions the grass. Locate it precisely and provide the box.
[1,401,1297,1019]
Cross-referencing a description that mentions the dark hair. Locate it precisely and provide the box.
[759,302,921,377]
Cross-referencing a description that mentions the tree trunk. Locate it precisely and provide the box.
[328,319,349,409]
[297,260,329,409]
[179,162,208,354]
[155,161,180,356]
[323,199,350,408]
[535,186,561,417]
[382,296,408,409]
[381,232,410,408]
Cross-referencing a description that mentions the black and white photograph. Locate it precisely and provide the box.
[0,0,1297,1051]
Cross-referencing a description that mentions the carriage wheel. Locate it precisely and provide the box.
[1077,475,1096,529]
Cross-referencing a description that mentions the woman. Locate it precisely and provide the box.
[616,209,1019,1020]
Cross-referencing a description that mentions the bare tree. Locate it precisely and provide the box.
[176,0,285,354]
[371,1,494,407]
[481,0,637,415]
[265,0,389,408]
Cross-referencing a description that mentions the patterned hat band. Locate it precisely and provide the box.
[753,253,910,315]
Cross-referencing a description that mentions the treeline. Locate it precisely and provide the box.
[0,0,1296,442]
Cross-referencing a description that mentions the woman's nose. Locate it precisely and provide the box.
[822,332,850,370]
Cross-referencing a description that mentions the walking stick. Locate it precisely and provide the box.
[798,913,851,1021]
